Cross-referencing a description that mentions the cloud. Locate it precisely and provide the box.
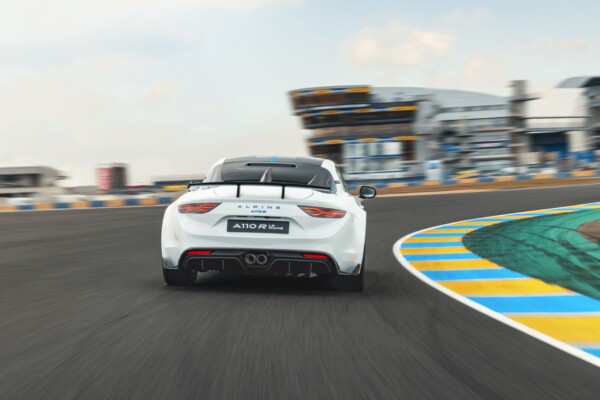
[143,81,177,108]
[533,37,590,55]
[343,21,454,69]
[0,0,310,186]
[0,0,302,48]
[441,7,491,25]
[146,81,177,100]
[422,53,511,95]
[462,53,506,79]
[422,56,585,117]
[554,38,589,52]
[0,54,308,185]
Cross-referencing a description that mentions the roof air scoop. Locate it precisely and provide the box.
[308,175,332,191]
[260,167,273,183]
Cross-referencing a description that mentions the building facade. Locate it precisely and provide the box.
[0,166,66,198]
[289,85,515,182]
[289,86,423,182]
[289,79,599,183]
[558,76,600,157]
[96,163,128,192]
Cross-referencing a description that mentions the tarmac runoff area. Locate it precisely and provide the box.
[396,203,600,367]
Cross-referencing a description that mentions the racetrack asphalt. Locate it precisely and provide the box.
[2,185,600,400]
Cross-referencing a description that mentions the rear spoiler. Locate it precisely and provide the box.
[186,181,332,199]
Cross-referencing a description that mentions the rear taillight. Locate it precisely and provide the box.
[298,205,346,218]
[303,253,329,259]
[178,203,221,213]
[186,250,213,255]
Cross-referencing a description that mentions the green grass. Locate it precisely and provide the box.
[464,209,600,300]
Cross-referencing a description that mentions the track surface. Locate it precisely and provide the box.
[2,185,600,400]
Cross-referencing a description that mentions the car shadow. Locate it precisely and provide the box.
[161,271,367,296]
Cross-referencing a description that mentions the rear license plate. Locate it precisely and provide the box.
[227,220,289,234]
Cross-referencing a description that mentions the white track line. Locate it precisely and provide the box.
[393,218,600,369]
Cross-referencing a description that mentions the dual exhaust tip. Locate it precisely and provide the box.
[245,253,268,266]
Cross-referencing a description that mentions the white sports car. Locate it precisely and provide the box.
[161,156,376,291]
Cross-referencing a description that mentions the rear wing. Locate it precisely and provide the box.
[186,181,332,199]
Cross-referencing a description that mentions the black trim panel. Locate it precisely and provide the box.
[178,249,339,277]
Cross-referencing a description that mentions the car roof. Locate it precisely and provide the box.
[223,156,326,167]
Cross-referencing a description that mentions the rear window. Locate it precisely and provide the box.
[206,162,335,191]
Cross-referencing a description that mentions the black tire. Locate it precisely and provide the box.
[333,251,365,292]
[163,267,197,286]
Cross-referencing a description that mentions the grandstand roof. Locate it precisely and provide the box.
[558,76,600,88]
[372,87,507,107]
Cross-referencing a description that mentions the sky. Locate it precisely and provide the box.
[1,0,599,185]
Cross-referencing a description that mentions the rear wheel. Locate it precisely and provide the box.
[163,267,197,286]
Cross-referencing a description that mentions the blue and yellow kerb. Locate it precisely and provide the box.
[0,195,180,212]
[398,203,600,363]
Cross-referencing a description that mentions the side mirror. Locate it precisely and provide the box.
[359,185,377,199]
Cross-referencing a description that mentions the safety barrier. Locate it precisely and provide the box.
[0,195,181,212]
[347,169,600,189]
[3,171,600,212]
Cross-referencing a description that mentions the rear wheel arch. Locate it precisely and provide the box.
[332,248,365,292]
[163,267,197,286]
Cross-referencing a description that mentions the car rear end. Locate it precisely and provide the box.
[161,158,366,286]
[162,184,364,276]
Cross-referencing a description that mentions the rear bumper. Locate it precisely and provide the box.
[168,249,340,277]
[161,203,366,274]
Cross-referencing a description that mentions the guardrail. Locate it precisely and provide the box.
[2,171,600,212]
